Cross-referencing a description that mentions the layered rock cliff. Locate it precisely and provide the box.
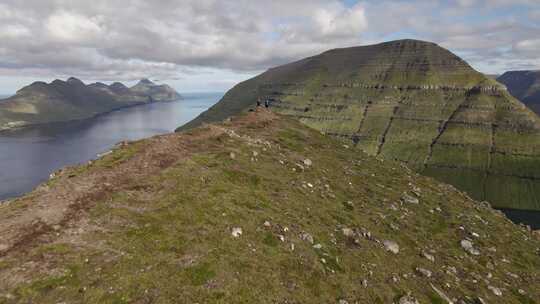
[180,39,540,211]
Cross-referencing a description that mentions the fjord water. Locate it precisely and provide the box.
[0,92,222,200]
[0,92,538,228]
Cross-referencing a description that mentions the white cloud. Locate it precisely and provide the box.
[0,24,31,39]
[515,39,540,52]
[313,4,367,38]
[46,10,104,42]
[0,0,539,89]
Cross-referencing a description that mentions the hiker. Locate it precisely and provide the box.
[264,99,269,108]
[256,98,261,107]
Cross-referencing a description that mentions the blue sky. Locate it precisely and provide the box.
[0,0,539,94]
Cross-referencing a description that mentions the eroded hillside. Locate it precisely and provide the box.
[0,110,538,303]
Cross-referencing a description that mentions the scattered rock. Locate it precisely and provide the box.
[303,159,313,166]
[313,243,322,249]
[421,251,435,262]
[301,232,314,244]
[263,221,271,227]
[429,283,453,304]
[415,267,432,278]
[229,152,236,159]
[399,294,420,304]
[383,240,399,254]
[338,299,348,304]
[342,228,355,238]
[488,285,502,296]
[402,194,419,204]
[231,227,243,238]
[361,279,368,288]
[460,239,480,256]
[411,185,422,196]
[506,271,519,279]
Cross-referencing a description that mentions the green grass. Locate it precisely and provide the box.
[1,113,539,303]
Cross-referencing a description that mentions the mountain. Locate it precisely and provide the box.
[497,70,540,115]
[0,110,538,303]
[130,78,182,102]
[0,78,182,131]
[179,39,540,212]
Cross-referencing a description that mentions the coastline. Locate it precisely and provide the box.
[0,97,182,134]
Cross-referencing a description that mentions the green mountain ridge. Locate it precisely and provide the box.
[180,39,540,212]
[497,71,540,116]
[0,110,538,303]
[0,78,182,131]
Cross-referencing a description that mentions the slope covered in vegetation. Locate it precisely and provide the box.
[1,110,538,303]
[180,39,540,212]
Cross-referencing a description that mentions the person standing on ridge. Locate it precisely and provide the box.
[256,98,261,107]
[264,99,269,108]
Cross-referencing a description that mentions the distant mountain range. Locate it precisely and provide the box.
[0,78,181,130]
[180,39,540,212]
[497,70,540,116]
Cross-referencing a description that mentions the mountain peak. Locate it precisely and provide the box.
[181,39,540,212]
[66,77,85,85]
[138,78,155,85]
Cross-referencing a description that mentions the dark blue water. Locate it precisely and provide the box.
[500,209,540,230]
[0,92,221,200]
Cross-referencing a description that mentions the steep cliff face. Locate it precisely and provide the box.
[0,111,538,303]
[0,78,182,130]
[498,70,540,115]
[180,39,540,211]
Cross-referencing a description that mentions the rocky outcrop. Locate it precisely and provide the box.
[179,39,540,212]
[0,78,182,130]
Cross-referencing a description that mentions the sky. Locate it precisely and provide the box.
[0,0,539,94]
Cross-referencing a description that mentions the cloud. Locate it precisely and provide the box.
[362,0,540,73]
[0,0,371,83]
[0,0,538,88]
[46,10,104,43]
[0,24,31,39]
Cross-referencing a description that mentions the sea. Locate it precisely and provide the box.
[0,92,222,200]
